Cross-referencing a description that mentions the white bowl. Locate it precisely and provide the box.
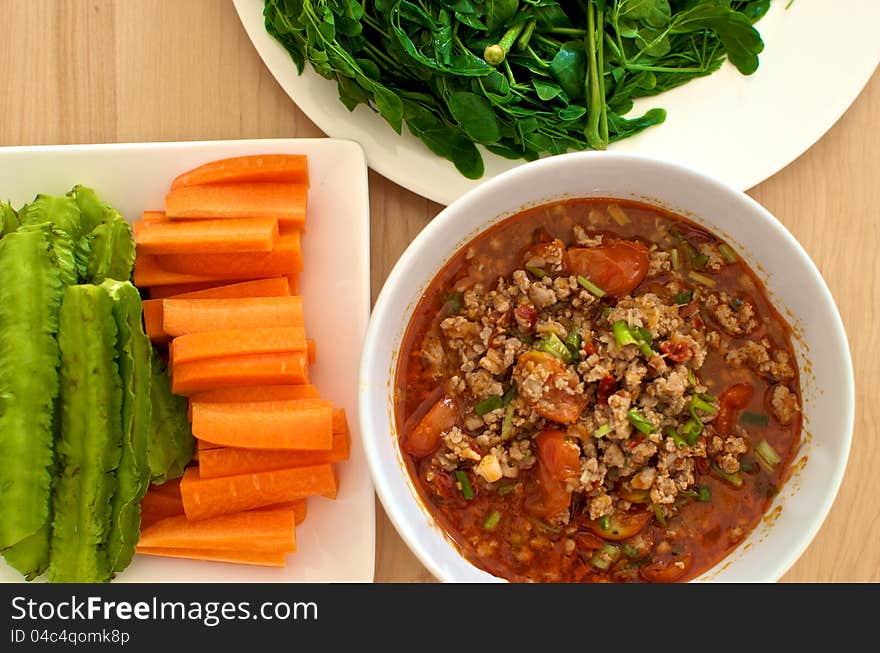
[359,152,854,582]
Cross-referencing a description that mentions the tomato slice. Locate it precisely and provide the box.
[585,510,651,540]
[525,430,581,518]
[715,383,754,436]
[564,241,649,297]
[514,351,586,424]
[639,553,693,582]
[404,396,459,458]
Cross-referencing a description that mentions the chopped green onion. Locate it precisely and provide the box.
[613,320,638,348]
[622,544,641,559]
[681,417,702,445]
[598,515,611,531]
[665,426,687,449]
[594,423,612,438]
[535,332,573,364]
[497,482,516,497]
[718,244,738,263]
[711,464,743,488]
[483,510,501,530]
[475,395,503,415]
[501,403,515,440]
[525,265,550,278]
[741,411,770,426]
[698,485,711,502]
[454,470,475,499]
[607,204,630,226]
[442,291,463,314]
[502,385,517,405]
[687,369,697,386]
[627,409,656,435]
[577,275,606,297]
[670,248,680,271]
[739,458,759,474]
[690,394,717,421]
[755,440,782,472]
[564,327,582,361]
[590,543,621,570]
[673,289,694,305]
[688,271,716,287]
[652,503,666,526]
[691,253,709,270]
[632,327,655,358]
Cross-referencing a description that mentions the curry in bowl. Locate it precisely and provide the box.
[395,199,801,583]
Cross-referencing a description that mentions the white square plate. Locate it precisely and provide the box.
[0,138,374,582]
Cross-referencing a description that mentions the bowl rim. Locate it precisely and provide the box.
[359,150,855,583]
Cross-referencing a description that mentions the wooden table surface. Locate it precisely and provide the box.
[1,1,877,582]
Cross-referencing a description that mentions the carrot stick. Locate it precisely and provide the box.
[141,210,168,224]
[307,338,316,365]
[163,277,290,300]
[134,254,221,286]
[197,411,350,478]
[187,384,320,422]
[171,352,309,395]
[156,232,303,278]
[143,299,168,342]
[180,465,337,521]
[134,217,279,255]
[137,546,287,567]
[162,296,303,337]
[197,438,220,451]
[140,482,185,529]
[165,183,307,228]
[190,384,320,404]
[149,282,234,298]
[170,155,309,190]
[285,275,299,295]
[138,508,297,552]
[191,399,333,450]
[144,279,292,340]
[170,327,307,366]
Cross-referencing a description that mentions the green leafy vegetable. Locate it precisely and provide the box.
[147,354,195,484]
[0,227,70,579]
[48,284,123,583]
[263,0,769,177]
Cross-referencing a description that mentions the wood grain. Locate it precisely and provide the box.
[0,0,876,582]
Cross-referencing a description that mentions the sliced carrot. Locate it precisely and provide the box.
[307,338,316,365]
[134,217,279,255]
[289,499,307,525]
[138,508,297,552]
[164,277,290,300]
[165,183,307,228]
[149,282,233,298]
[142,299,168,342]
[187,384,320,422]
[144,279,291,340]
[140,483,185,529]
[137,546,287,567]
[191,399,333,450]
[162,296,303,337]
[134,254,220,287]
[156,232,303,279]
[285,275,299,295]
[170,327,307,366]
[170,154,309,190]
[141,210,168,224]
[190,384,320,404]
[180,465,337,521]
[171,352,309,395]
[197,411,350,478]
[197,438,221,451]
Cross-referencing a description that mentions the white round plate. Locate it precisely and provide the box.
[236,0,880,205]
